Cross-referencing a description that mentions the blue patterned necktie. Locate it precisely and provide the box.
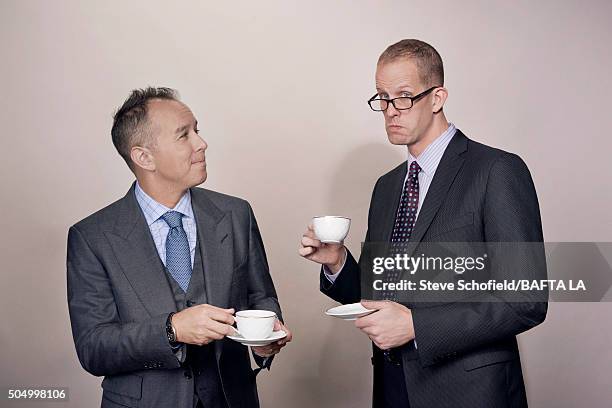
[382,160,421,300]
[161,211,192,292]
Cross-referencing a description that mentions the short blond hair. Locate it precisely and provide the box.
[378,39,444,87]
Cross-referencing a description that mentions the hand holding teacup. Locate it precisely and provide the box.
[250,319,293,358]
[234,310,292,357]
[299,216,351,273]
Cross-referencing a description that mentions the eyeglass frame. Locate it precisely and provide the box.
[367,86,440,112]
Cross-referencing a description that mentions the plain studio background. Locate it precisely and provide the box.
[1,1,611,407]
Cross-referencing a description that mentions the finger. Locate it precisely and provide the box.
[204,319,235,337]
[265,343,282,351]
[355,314,375,328]
[360,300,386,310]
[199,338,212,346]
[359,325,377,336]
[301,236,321,248]
[205,308,236,325]
[203,304,234,313]
[252,345,280,357]
[304,227,318,240]
[370,336,383,350]
[263,345,282,355]
[252,348,272,357]
[298,246,315,257]
[277,323,292,344]
[273,319,282,330]
[277,335,290,345]
[201,328,225,342]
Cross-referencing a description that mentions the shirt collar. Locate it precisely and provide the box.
[134,182,194,227]
[408,122,457,176]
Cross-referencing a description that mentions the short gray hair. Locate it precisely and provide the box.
[111,87,179,171]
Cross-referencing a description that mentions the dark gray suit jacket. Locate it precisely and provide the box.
[67,184,281,408]
[321,130,547,408]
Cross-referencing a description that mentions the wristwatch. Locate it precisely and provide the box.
[166,312,179,347]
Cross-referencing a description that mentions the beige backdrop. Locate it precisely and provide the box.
[1,1,612,407]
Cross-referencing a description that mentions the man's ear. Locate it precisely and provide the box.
[130,146,155,172]
[432,87,448,113]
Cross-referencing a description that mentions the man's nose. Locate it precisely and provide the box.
[385,102,400,118]
[195,134,208,151]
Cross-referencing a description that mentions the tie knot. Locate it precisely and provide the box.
[409,161,421,178]
[161,211,183,228]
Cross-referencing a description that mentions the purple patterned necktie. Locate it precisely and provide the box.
[382,160,421,300]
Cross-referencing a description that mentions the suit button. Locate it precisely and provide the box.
[186,300,195,307]
[184,370,192,379]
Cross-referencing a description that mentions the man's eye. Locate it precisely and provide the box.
[400,93,412,98]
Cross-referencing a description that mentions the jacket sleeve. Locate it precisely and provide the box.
[319,177,384,304]
[411,153,548,366]
[242,202,282,371]
[243,202,281,318]
[67,225,182,377]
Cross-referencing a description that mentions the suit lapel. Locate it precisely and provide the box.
[409,131,468,246]
[104,183,177,317]
[191,189,234,310]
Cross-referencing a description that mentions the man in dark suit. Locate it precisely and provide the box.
[67,87,291,408]
[299,39,547,407]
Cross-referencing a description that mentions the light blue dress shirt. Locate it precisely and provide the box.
[134,182,197,267]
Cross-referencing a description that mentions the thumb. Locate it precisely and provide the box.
[225,308,235,314]
[274,319,283,330]
[360,300,386,310]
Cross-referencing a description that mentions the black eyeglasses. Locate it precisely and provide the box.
[368,86,440,112]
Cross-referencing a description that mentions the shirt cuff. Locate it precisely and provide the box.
[323,247,347,283]
[260,357,271,368]
[172,343,186,363]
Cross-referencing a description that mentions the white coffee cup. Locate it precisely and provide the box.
[234,310,276,339]
[312,216,351,243]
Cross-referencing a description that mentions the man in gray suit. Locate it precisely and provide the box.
[67,87,291,408]
[299,39,546,407]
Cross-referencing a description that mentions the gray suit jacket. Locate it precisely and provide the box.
[67,183,281,408]
[321,130,547,408]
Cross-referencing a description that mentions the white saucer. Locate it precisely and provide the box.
[227,330,287,346]
[325,302,378,320]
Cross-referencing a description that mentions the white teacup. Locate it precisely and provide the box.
[312,216,351,243]
[235,310,276,339]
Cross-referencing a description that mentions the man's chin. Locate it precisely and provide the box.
[188,171,207,188]
[197,173,207,185]
[387,133,415,146]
